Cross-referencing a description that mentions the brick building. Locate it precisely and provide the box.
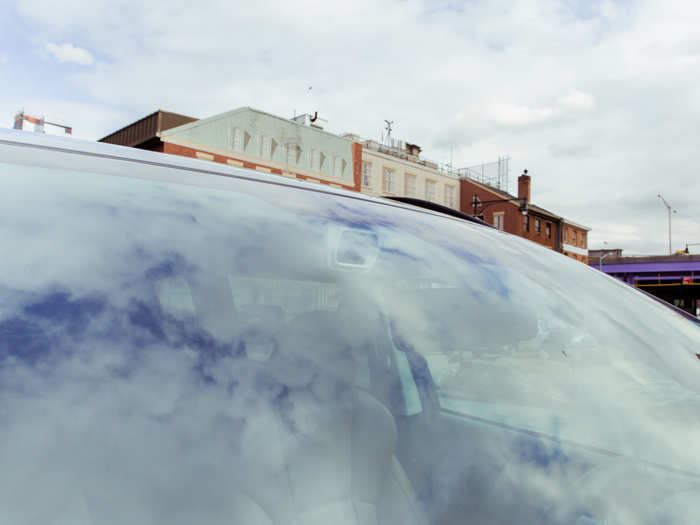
[460,170,590,263]
[100,108,362,191]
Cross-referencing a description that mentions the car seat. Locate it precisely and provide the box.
[228,309,428,525]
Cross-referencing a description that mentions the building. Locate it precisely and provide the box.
[99,110,197,151]
[100,108,362,192]
[560,219,590,261]
[591,253,700,318]
[588,248,624,261]
[356,139,460,209]
[459,170,590,262]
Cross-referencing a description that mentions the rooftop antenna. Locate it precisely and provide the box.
[294,86,314,120]
[384,120,393,146]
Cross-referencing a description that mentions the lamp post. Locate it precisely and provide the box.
[599,252,613,272]
[471,195,528,217]
[657,194,677,255]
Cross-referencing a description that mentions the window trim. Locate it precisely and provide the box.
[382,167,395,194]
[404,173,417,197]
[444,184,455,208]
[425,179,437,202]
[362,161,372,187]
[493,211,505,231]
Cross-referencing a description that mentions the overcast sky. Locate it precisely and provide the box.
[1,0,699,255]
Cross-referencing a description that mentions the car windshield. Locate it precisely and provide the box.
[2,145,700,525]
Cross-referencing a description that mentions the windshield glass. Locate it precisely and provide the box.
[2,150,700,525]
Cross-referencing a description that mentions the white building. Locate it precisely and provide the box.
[357,139,460,209]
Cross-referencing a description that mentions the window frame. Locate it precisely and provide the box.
[444,184,455,208]
[404,173,417,197]
[382,167,395,194]
[362,161,372,187]
[425,179,437,202]
[493,211,505,231]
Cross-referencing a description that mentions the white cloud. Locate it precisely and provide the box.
[7,0,700,253]
[490,89,595,127]
[46,42,94,66]
[557,89,596,112]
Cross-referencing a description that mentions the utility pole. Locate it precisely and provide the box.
[657,194,677,255]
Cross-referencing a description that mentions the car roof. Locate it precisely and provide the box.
[0,128,487,228]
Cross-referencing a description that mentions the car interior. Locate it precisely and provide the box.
[1,148,698,525]
[148,271,431,525]
[136,261,700,525]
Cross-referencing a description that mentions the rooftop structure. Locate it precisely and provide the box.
[358,137,460,209]
[459,170,591,262]
[99,110,197,150]
[99,107,361,191]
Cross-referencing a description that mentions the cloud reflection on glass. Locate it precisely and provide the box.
[1,160,699,525]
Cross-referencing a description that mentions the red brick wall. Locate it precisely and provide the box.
[351,142,363,192]
[561,224,589,263]
[520,214,558,250]
[459,179,558,251]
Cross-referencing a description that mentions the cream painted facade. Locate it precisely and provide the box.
[359,141,460,210]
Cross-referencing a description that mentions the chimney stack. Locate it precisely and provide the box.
[518,169,531,203]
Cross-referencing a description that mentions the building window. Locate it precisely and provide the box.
[444,185,455,208]
[311,149,325,172]
[232,127,244,152]
[404,173,416,196]
[535,218,541,235]
[562,227,567,244]
[286,143,301,165]
[573,230,578,245]
[382,167,395,193]
[260,136,270,158]
[333,156,346,177]
[546,222,551,239]
[425,180,436,202]
[260,136,277,159]
[494,212,504,231]
[524,215,529,233]
[362,162,372,187]
[581,232,586,248]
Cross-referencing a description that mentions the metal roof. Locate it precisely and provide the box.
[98,110,197,147]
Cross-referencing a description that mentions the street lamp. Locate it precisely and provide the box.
[657,194,677,255]
[471,194,528,217]
[599,252,613,272]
